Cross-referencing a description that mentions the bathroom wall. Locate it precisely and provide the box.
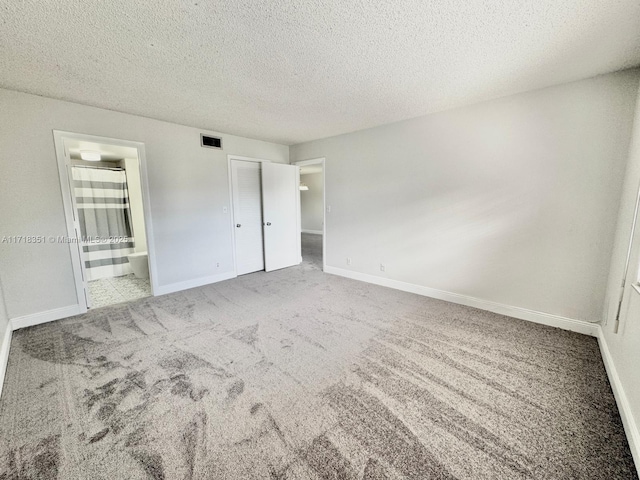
[123,157,148,253]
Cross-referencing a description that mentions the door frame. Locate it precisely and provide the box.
[609,171,640,334]
[294,157,326,272]
[53,131,158,312]
[227,155,272,276]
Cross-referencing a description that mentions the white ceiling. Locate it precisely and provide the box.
[1,1,639,145]
[65,139,138,162]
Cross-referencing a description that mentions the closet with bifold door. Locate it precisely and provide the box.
[230,159,301,275]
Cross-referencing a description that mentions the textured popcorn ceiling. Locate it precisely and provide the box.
[1,0,640,145]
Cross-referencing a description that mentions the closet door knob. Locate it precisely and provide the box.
[266,222,271,226]
[236,224,241,228]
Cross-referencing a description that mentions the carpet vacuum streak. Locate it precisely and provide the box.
[0,234,636,479]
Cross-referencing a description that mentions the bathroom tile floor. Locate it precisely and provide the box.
[88,274,151,308]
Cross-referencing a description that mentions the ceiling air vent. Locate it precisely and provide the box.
[201,134,222,149]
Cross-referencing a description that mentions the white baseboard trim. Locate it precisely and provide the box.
[11,304,83,330]
[302,229,323,235]
[0,320,13,398]
[7,271,237,331]
[324,266,599,336]
[154,271,236,296]
[597,328,640,475]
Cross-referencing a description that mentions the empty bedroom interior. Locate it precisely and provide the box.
[1,1,640,478]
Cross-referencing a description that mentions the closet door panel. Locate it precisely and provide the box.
[262,163,301,272]
[231,160,264,275]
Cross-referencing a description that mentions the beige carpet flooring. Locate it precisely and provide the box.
[0,234,636,479]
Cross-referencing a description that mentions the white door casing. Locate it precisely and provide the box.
[231,160,265,275]
[616,202,640,336]
[612,175,640,336]
[294,157,326,272]
[53,130,157,313]
[262,162,302,272]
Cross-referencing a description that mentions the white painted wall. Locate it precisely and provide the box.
[300,172,324,232]
[0,275,9,396]
[0,88,288,319]
[0,276,9,347]
[291,69,640,323]
[603,81,640,457]
[123,157,148,253]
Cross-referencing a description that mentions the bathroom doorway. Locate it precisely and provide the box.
[54,132,156,310]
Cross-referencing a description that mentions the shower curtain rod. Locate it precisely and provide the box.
[72,165,124,171]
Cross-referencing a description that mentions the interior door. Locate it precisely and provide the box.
[262,162,301,272]
[231,160,265,275]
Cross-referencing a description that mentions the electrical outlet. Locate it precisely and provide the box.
[380,264,385,272]
[347,257,352,266]
[327,205,331,213]
[216,262,220,268]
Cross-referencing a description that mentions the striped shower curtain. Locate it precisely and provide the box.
[72,166,135,281]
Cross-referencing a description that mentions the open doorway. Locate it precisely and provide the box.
[54,132,155,310]
[295,158,325,271]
